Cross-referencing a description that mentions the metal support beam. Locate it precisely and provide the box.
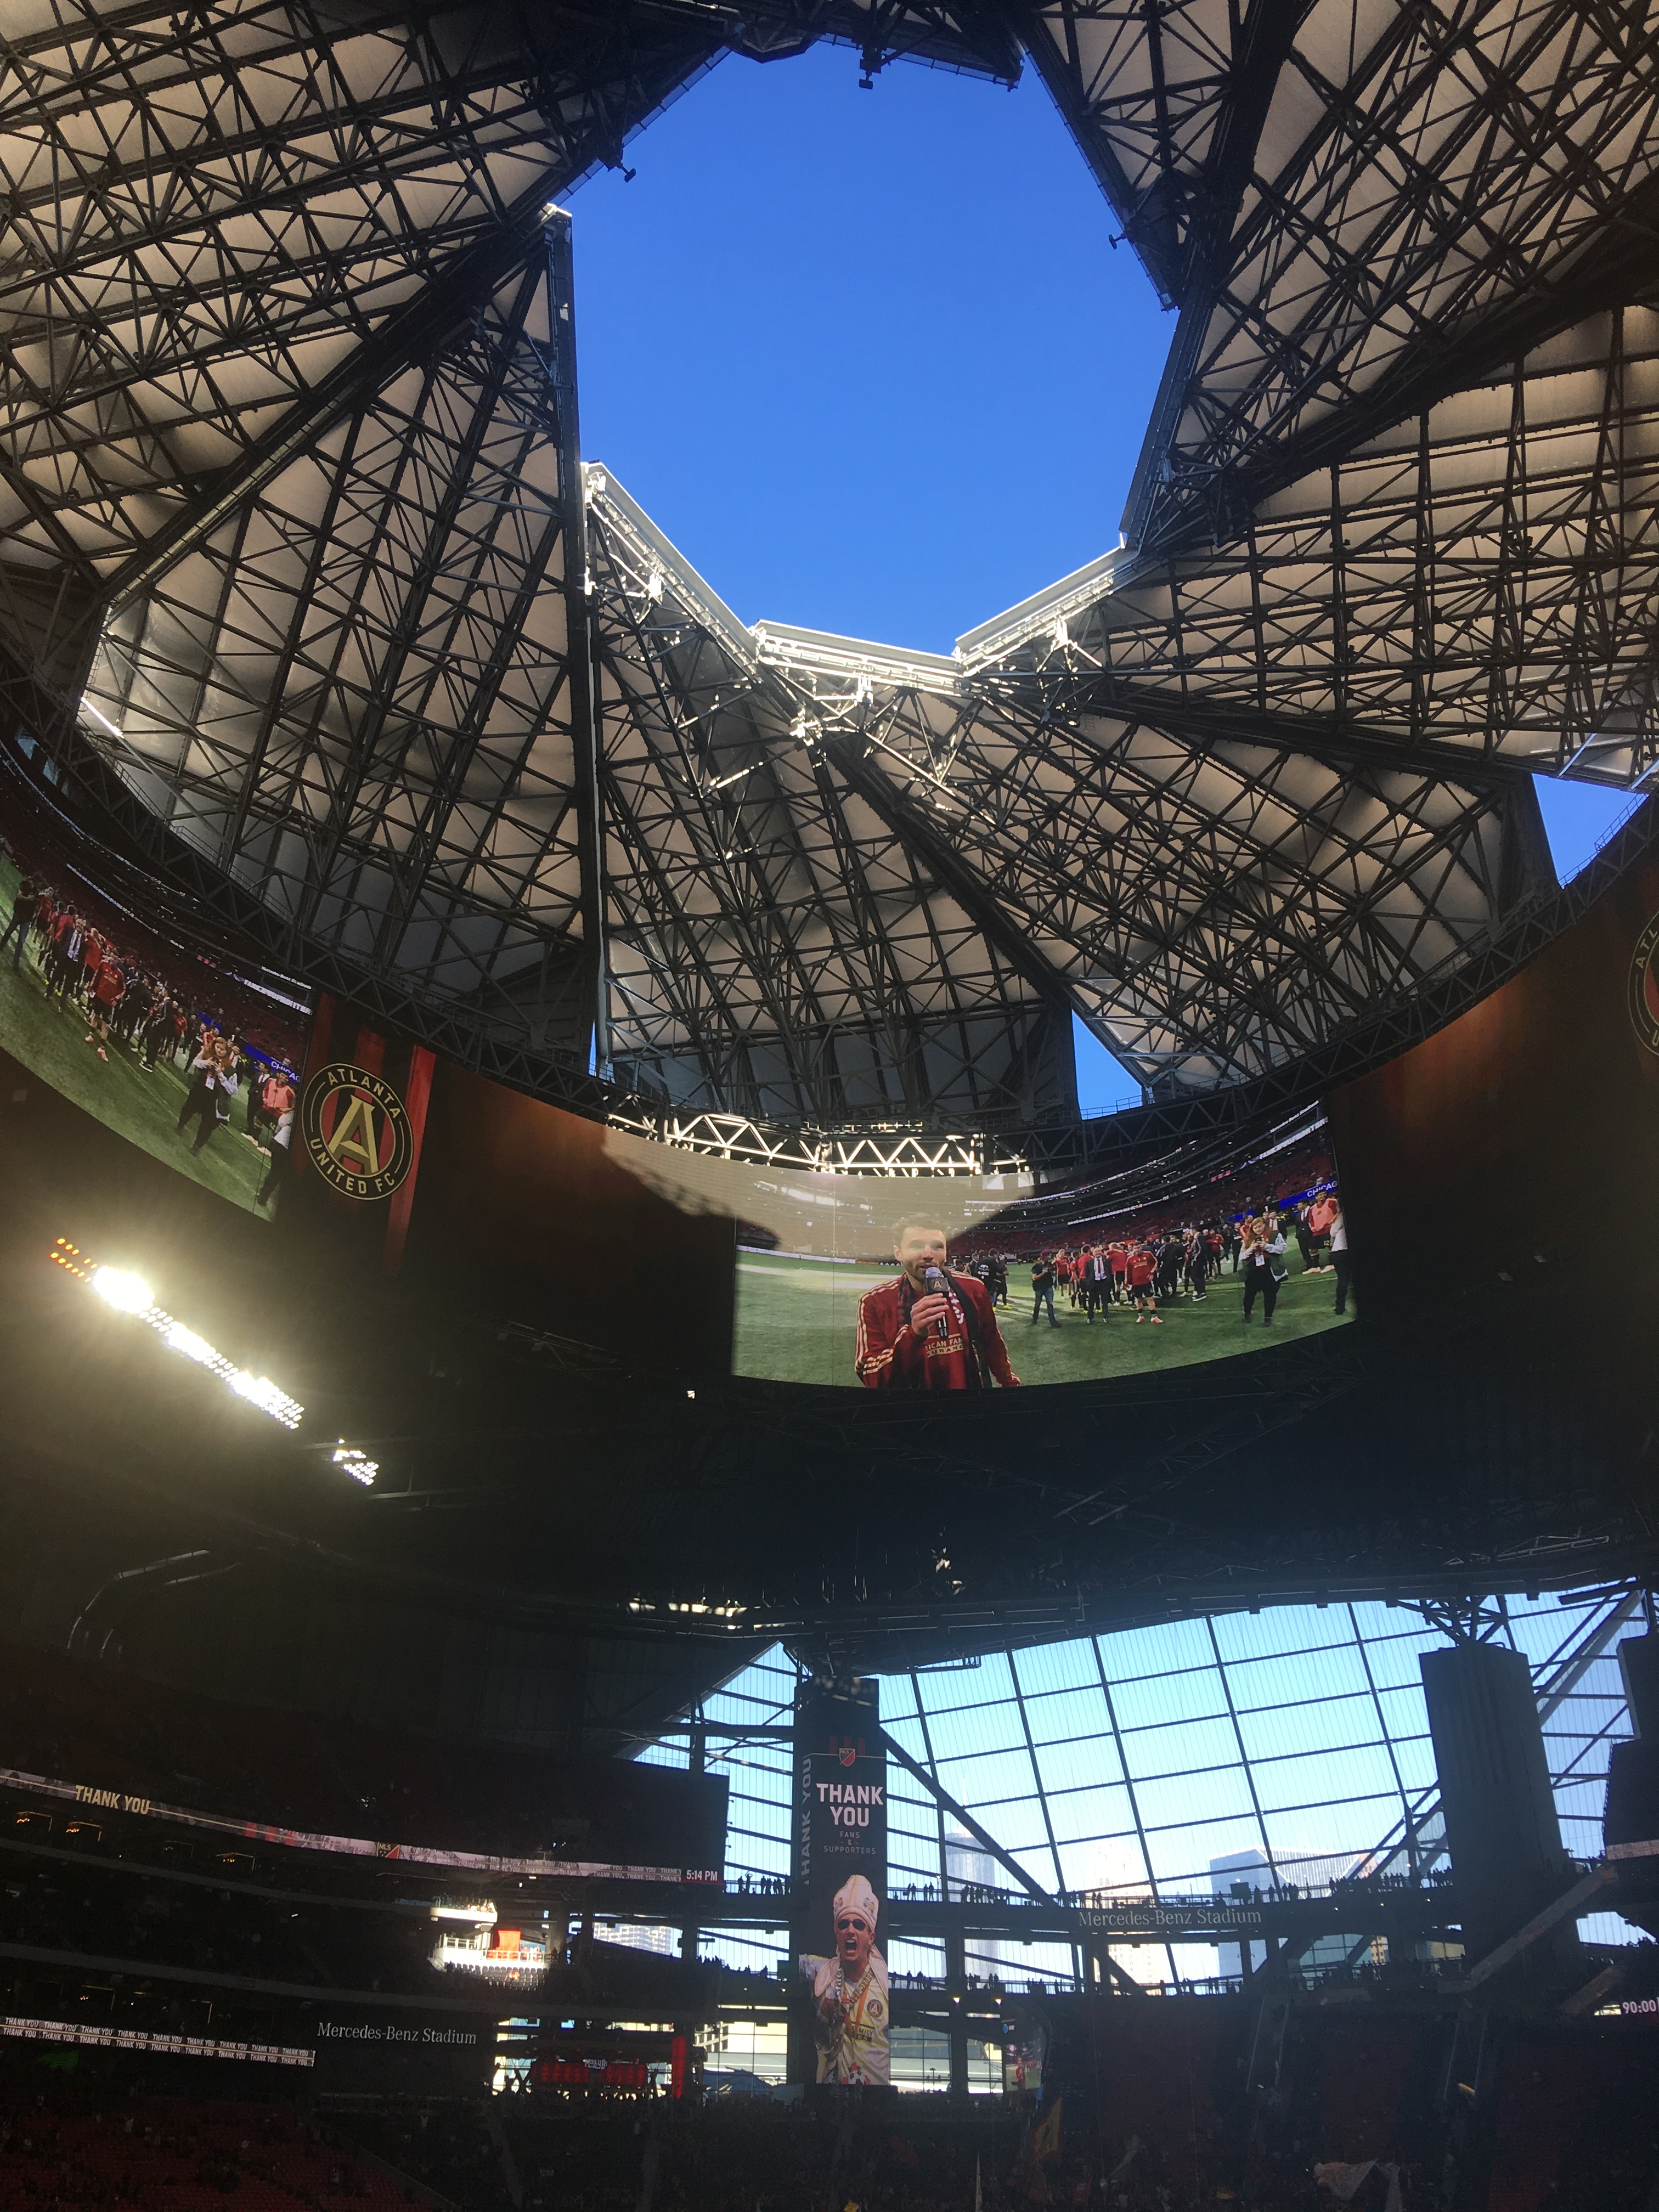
[1560,1963,1623,2018]
[1459,1866,1614,1991]
[88,30,726,625]
[1174,0,1312,302]
[545,210,611,1075]
[878,1726,1143,1996]
[99,206,551,624]
[944,1921,970,2096]
[1047,681,1541,795]
[829,739,1081,1018]
[1128,166,1659,560]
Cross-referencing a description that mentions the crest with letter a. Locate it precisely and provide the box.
[1629,911,1659,1056]
[300,1062,415,1200]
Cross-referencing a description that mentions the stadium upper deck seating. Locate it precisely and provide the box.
[0,2100,416,2212]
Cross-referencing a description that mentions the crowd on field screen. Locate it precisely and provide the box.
[1,860,301,1206]
[961,1190,1351,1329]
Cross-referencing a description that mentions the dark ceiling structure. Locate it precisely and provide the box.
[4,0,1655,1142]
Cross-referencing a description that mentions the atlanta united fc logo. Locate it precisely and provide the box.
[1629,913,1659,1056]
[300,1062,415,1200]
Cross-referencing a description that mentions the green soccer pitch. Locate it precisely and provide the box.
[732,1248,1352,1387]
[0,856,276,1219]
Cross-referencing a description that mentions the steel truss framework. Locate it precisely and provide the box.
[631,1584,1641,1991]
[1,0,1654,1135]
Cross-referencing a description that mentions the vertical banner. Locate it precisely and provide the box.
[288,994,435,1278]
[382,1042,436,1278]
[789,1675,888,2087]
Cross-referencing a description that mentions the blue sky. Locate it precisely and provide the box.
[570,43,1170,653]
[1532,777,1644,889]
[567,46,1647,1116]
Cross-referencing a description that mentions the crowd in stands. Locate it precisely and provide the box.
[0,1848,427,1997]
[0,2091,441,2212]
[0,850,303,1202]
[955,1134,1338,1263]
[1,1991,1656,2212]
[345,2103,506,2211]
[953,1180,1348,1330]
[492,2104,1036,2212]
[990,1124,1337,1222]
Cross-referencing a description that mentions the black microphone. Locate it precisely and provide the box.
[923,1266,950,1338]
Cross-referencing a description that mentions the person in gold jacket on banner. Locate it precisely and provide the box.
[802,1874,890,2084]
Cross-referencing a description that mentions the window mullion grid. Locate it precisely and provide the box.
[909,1669,951,1903]
[1006,1648,1078,1989]
[1545,1701,1631,1795]
[1346,1602,1420,1876]
[1091,1637,1181,1988]
[1204,1616,1281,1884]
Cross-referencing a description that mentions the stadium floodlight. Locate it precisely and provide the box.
[92,1267,154,1314]
[331,1444,378,1487]
[163,1322,215,1364]
[57,1239,303,1431]
[232,1371,306,1426]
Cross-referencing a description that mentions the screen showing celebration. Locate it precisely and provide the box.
[716,1116,1352,1391]
[2,792,1355,1386]
[0,822,308,1221]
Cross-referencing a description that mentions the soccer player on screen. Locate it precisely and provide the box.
[854,1216,1020,1389]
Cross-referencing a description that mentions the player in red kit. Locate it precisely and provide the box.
[855,1217,1020,1391]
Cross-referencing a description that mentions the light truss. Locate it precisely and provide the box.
[611,1104,1032,1176]
[0,0,1653,1139]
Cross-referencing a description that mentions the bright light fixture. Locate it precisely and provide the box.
[331,1444,378,1487]
[80,698,126,742]
[63,1242,303,1430]
[60,1244,392,1476]
[163,1322,215,1364]
[232,1371,305,1426]
[92,1267,154,1314]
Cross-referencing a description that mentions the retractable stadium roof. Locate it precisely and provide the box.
[2,0,1655,1136]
